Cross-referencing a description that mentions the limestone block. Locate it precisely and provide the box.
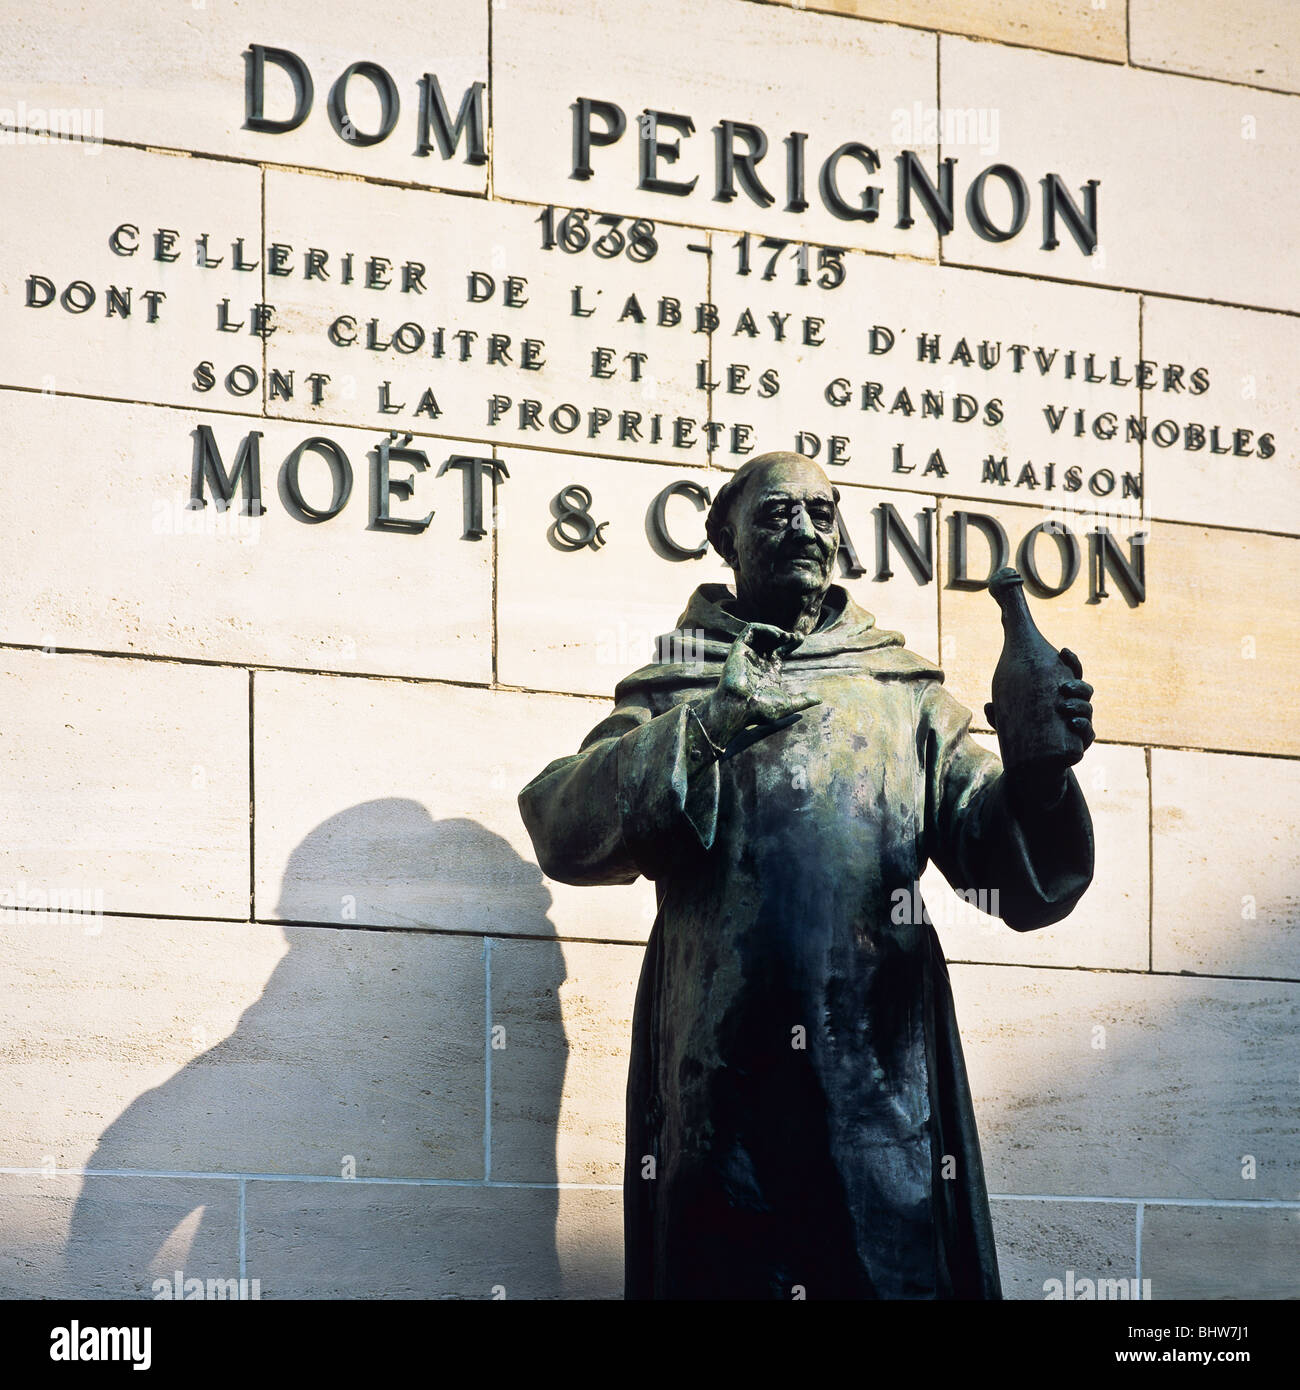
[990,1198,1138,1301]
[0,143,260,408]
[263,169,709,461]
[0,650,247,918]
[0,915,484,1179]
[1141,1204,1300,1300]
[950,964,1300,1200]
[0,1173,241,1300]
[766,0,1126,62]
[707,250,1141,516]
[1131,0,1300,94]
[245,1180,623,1298]
[0,394,492,681]
[0,0,489,189]
[494,0,938,254]
[941,39,1300,312]
[1139,298,1300,535]
[253,671,659,941]
[1152,749,1300,979]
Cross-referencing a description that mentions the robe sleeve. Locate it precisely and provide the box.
[917,679,1094,932]
[517,696,720,887]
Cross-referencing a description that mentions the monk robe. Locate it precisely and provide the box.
[518,582,1093,1300]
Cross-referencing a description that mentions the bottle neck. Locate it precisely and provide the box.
[993,581,1035,639]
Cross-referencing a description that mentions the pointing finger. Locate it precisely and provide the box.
[743,623,799,658]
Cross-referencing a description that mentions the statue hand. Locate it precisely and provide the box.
[995,647,1096,813]
[699,622,820,748]
[1055,647,1095,760]
[984,647,1095,764]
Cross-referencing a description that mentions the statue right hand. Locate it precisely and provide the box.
[697,623,821,749]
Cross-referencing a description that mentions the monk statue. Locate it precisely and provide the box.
[518,451,1095,1300]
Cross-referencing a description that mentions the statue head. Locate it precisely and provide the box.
[705,452,840,627]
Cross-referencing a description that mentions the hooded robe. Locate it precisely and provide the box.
[518,583,1093,1300]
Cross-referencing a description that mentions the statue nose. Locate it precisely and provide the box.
[788,505,815,538]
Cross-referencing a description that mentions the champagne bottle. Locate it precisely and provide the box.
[984,567,1084,777]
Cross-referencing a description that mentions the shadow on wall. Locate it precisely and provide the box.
[61,800,575,1299]
[49,800,1297,1300]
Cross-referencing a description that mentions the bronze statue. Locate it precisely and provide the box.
[518,451,1095,1300]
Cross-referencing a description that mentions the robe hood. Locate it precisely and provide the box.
[615,582,942,704]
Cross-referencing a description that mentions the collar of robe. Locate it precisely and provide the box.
[614,582,943,704]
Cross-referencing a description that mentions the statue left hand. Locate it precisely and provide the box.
[987,648,1095,810]
[1054,648,1096,761]
[984,647,1095,763]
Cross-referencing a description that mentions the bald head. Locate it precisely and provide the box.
[706,453,840,559]
[705,452,840,629]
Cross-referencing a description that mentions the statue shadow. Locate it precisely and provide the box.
[61,800,569,1299]
[40,793,1299,1301]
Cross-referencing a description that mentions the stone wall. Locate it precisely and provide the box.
[0,0,1296,1299]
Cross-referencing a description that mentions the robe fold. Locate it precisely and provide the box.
[518,583,1093,1300]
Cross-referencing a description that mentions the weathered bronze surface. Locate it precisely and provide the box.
[519,452,1095,1300]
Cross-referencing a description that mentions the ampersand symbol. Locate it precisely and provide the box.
[549,484,609,551]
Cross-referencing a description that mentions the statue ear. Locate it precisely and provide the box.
[717,525,738,568]
[832,486,841,504]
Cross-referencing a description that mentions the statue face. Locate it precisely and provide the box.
[725,455,839,614]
